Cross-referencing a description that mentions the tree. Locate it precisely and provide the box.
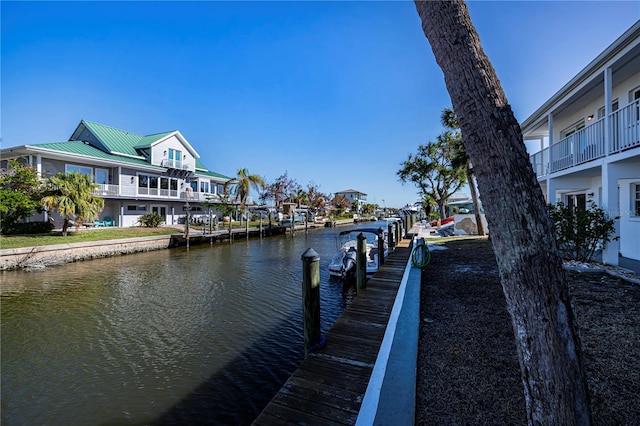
[0,160,44,233]
[397,131,467,220]
[267,172,297,211]
[213,185,237,237]
[441,107,485,235]
[331,195,350,216]
[41,172,105,236]
[293,187,308,209]
[225,168,265,224]
[306,182,327,216]
[414,1,591,424]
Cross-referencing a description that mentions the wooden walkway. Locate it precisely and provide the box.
[253,238,414,425]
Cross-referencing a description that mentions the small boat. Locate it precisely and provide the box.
[328,228,388,281]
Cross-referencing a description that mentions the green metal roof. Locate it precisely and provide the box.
[80,120,146,156]
[135,131,175,149]
[32,141,159,168]
[18,120,231,180]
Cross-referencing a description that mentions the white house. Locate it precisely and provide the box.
[335,189,368,212]
[1,119,232,227]
[522,21,640,265]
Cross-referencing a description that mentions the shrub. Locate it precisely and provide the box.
[138,212,163,228]
[1,221,54,235]
[548,202,617,262]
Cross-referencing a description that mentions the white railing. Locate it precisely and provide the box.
[610,100,640,154]
[161,158,183,169]
[529,101,639,176]
[180,191,220,202]
[94,184,120,196]
[530,148,549,177]
[161,159,194,172]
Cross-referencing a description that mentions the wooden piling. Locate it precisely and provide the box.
[388,223,395,250]
[356,232,367,292]
[301,248,321,358]
[378,227,385,266]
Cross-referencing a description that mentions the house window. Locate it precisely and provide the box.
[634,183,640,217]
[126,205,147,212]
[630,87,640,122]
[66,164,93,176]
[561,119,585,139]
[95,168,108,185]
[597,99,619,120]
[200,181,209,193]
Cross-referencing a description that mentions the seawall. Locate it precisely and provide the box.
[1,235,172,271]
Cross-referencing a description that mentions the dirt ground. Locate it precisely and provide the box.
[415,238,640,425]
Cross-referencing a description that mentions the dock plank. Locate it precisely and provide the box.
[253,240,413,425]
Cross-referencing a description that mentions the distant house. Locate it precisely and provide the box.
[335,189,367,212]
[0,120,232,227]
[521,21,640,265]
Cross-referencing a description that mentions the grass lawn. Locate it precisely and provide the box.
[0,227,179,250]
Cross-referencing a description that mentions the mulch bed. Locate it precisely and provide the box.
[415,238,640,425]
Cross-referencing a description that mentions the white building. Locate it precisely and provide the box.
[522,21,640,265]
[335,189,368,211]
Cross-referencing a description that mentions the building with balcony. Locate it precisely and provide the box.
[1,119,232,227]
[335,189,368,212]
[522,21,640,265]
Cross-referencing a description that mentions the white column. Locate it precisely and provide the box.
[36,155,42,178]
[547,177,560,205]
[604,67,612,154]
[601,162,621,265]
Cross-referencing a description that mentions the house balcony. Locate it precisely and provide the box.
[94,184,120,196]
[93,185,220,203]
[530,100,640,177]
[161,159,195,181]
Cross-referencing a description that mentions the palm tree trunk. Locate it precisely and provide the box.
[414,1,591,424]
[467,166,485,236]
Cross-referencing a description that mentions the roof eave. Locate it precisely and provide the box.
[521,20,640,131]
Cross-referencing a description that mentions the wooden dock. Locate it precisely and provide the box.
[252,237,414,425]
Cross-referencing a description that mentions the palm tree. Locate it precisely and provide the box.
[414,1,590,423]
[41,172,105,236]
[441,107,485,235]
[224,168,266,224]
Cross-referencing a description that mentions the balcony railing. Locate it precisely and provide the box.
[161,159,194,172]
[94,184,120,196]
[530,100,639,177]
[610,101,640,154]
[180,191,220,202]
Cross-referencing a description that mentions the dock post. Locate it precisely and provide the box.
[301,248,321,358]
[388,223,395,250]
[378,227,385,267]
[357,233,367,292]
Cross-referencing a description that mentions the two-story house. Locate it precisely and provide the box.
[522,21,640,266]
[335,189,368,213]
[1,119,232,227]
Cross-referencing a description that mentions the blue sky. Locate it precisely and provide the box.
[2,1,638,208]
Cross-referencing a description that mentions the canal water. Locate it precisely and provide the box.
[1,222,391,425]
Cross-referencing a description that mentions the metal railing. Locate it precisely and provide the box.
[161,159,194,172]
[529,100,639,177]
[610,100,640,154]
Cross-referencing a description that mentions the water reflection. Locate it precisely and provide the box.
[1,223,387,425]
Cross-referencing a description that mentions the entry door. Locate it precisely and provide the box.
[151,205,167,222]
